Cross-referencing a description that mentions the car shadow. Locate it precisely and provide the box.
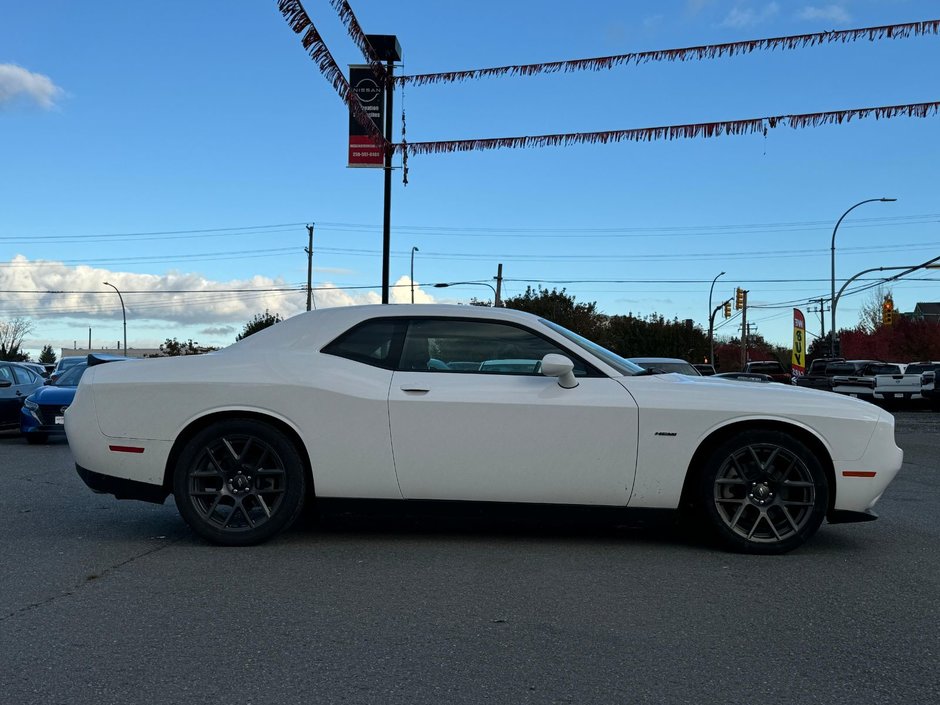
[288,502,712,553]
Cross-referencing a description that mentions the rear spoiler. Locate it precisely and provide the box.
[87,353,131,367]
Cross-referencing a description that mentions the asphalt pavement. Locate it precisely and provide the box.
[1,411,938,705]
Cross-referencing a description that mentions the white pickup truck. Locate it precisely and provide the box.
[831,361,900,401]
[873,363,920,403]
[886,362,940,407]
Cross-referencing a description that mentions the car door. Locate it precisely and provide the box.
[388,317,639,505]
[0,364,37,427]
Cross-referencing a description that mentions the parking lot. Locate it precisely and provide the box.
[1,410,938,705]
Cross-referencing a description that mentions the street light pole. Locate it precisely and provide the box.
[102,281,126,353]
[833,254,940,318]
[707,271,725,365]
[433,281,498,300]
[410,246,419,304]
[830,197,896,355]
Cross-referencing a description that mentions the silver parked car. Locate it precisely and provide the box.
[0,362,45,429]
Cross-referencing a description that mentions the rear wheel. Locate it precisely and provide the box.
[698,430,828,554]
[173,419,306,546]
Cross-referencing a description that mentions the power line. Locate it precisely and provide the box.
[2,212,936,244]
[0,223,307,244]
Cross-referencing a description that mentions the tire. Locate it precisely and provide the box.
[25,433,48,445]
[173,419,307,546]
[697,430,828,555]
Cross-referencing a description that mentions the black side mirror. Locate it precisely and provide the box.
[0,380,12,388]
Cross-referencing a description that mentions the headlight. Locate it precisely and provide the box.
[24,399,39,411]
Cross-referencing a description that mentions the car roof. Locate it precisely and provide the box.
[223,304,635,377]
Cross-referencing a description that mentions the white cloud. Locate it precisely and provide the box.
[1,256,438,327]
[720,2,780,28]
[0,64,63,110]
[797,4,851,24]
[200,325,236,336]
[686,0,714,15]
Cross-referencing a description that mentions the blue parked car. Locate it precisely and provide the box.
[21,354,128,444]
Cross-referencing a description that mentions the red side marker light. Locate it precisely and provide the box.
[109,445,145,454]
[842,471,876,478]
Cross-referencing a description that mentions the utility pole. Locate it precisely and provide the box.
[739,290,748,368]
[807,297,829,348]
[494,263,503,307]
[305,224,314,311]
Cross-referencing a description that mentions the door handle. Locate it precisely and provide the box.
[399,386,430,393]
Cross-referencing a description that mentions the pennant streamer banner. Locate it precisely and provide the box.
[398,20,940,86]
[277,0,385,145]
[393,101,940,156]
[329,0,387,80]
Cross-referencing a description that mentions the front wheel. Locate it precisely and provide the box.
[173,419,307,546]
[697,430,828,554]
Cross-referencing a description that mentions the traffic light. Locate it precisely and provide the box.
[882,296,895,325]
[735,288,746,310]
[724,301,732,318]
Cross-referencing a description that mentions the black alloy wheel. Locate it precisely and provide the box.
[698,430,828,554]
[173,419,306,546]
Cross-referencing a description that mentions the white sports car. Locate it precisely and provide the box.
[66,304,902,553]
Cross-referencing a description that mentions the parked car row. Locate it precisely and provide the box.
[635,358,782,385]
[796,358,940,409]
[0,355,131,444]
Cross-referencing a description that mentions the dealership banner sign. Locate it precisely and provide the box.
[348,65,384,167]
[791,308,806,380]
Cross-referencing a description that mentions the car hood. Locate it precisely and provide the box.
[618,371,883,420]
[28,385,78,405]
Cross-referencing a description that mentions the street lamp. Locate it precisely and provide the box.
[707,271,725,366]
[433,281,498,301]
[830,197,896,355]
[833,253,940,319]
[102,281,126,353]
[410,246,419,304]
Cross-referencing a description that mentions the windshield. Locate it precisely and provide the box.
[539,319,644,376]
[55,363,88,386]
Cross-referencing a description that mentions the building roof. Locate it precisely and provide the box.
[913,302,940,318]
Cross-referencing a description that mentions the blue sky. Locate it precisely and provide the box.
[2,0,938,358]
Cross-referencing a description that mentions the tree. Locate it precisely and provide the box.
[38,345,57,365]
[856,285,892,334]
[605,313,708,363]
[237,310,282,341]
[503,287,606,342]
[840,317,940,361]
[0,317,33,361]
[153,338,219,357]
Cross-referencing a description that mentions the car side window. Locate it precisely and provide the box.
[322,318,406,370]
[399,318,590,376]
[0,366,13,384]
[12,367,35,385]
